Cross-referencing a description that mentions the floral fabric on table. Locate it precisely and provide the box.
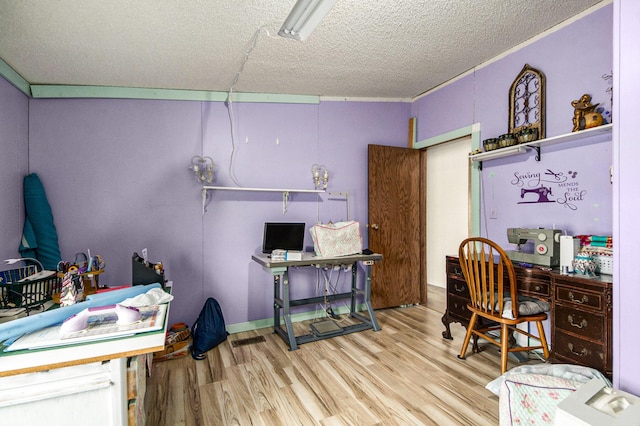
[499,373,582,425]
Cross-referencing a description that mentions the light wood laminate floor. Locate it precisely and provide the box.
[145,285,539,425]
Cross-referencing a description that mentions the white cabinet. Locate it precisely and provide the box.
[0,358,127,426]
[0,303,168,426]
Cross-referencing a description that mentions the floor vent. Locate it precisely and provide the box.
[231,336,266,347]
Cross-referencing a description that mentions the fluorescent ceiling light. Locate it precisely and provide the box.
[278,0,337,41]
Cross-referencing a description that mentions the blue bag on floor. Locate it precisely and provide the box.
[191,297,228,360]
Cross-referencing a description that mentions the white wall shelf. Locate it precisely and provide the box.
[470,123,613,164]
[470,145,531,163]
[201,186,325,214]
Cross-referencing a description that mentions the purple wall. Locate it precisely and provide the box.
[0,78,29,262]
[203,101,409,323]
[613,0,640,396]
[25,98,409,326]
[27,98,206,326]
[414,6,613,141]
[414,5,614,246]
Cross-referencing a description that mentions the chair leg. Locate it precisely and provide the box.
[535,320,550,359]
[472,334,480,353]
[458,313,477,360]
[500,323,510,374]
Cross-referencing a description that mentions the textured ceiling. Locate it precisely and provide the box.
[0,0,605,99]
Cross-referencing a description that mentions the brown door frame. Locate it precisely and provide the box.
[418,149,427,304]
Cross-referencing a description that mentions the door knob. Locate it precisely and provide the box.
[368,223,379,230]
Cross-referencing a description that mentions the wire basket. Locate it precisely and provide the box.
[0,265,37,283]
[0,266,60,314]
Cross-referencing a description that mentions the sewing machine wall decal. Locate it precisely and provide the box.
[510,168,587,210]
[518,186,555,203]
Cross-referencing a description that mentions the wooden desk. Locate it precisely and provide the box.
[252,252,382,350]
[442,256,613,377]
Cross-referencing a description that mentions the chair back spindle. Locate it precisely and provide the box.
[458,238,519,320]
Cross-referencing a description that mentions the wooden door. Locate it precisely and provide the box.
[368,144,426,309]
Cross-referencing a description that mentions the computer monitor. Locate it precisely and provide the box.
[262,222,305,254]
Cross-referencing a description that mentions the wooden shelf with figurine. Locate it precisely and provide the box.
[470,123,612,164]
[472,65,612,165]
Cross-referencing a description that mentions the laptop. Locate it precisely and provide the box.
[262,222,305,254]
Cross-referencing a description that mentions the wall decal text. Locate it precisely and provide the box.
[511,168,583,210]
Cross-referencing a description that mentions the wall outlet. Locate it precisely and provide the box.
[490,208,497,219]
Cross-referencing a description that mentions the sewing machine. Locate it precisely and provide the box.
[507,227,562,267]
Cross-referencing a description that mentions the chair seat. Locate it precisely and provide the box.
[483,294,551,319]
[502,296,550,320]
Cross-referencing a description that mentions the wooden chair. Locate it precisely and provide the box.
[456,237,550,374]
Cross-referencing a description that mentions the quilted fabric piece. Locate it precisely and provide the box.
[499,373,582,425]
[486,363,612,396]
[310,221,362,257]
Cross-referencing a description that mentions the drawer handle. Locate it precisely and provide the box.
[534,285,541,291]
[568,291,589,304]
[568,343,588,357]
[454,283,465,293]
[568,314,588,329]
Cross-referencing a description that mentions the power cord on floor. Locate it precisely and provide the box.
[314,266,350,322]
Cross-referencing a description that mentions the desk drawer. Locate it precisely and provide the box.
[555,285,603,311]
[554,305,604,342]
[448,294,472,321]
[554,330,605,371]
[447,278,470,298]
[517,278,550,299]
[514,266,551,294]
[446,261,464,280]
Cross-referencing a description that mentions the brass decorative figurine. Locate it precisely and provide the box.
[571,94,604,132]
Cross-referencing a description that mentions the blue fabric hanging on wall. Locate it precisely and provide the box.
[19,173,62,270]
